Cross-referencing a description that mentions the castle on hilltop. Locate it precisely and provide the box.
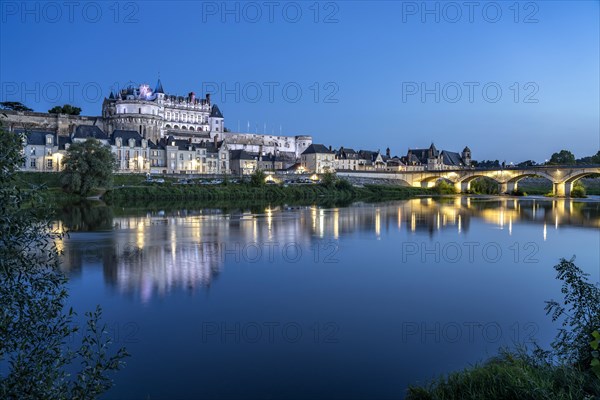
[2,79,313,161]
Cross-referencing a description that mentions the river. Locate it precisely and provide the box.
[55,196,600,399]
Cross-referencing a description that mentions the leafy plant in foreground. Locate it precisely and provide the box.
[0,125,128,399]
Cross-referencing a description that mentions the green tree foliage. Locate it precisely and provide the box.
[571,181,586,198]
[472,160,500,168]
[591,331,600,379]
[0,125,128,399]
[517,160,537,167]
[433,180,457,195]
[545,257,600,369]
[249,169,266,187]
[321,171,336,188]
[470,177,499,194]
[0,101,33,112]
[547,150,576,165]
[48,104,82,115]
[576,151,600,165]
[61,139,116,197]
[335,178,353,190]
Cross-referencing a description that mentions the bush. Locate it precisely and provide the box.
[408,257,600,398]
[571,181,586,198]
[470,177,499,194]
[249,169,266,187]
[406,349,599,400]
[0,126,128,398]
[321,171,336,188]
[335,178,353,190]
[433,180,457,195]
[545,257,600,369]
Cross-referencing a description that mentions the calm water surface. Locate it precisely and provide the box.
[57,196,600,399]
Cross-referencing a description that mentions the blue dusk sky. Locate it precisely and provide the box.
[1,1,598,162]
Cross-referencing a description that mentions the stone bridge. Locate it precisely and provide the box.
[336,165,600,196]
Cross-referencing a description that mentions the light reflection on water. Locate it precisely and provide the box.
[56,196,600,399]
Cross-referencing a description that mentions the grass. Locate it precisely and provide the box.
[407,350,600,400]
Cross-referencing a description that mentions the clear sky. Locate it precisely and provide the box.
[1,1,598,162]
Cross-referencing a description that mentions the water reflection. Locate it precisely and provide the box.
[58,197,600,302]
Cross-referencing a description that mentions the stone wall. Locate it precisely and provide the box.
[1,110,103,135]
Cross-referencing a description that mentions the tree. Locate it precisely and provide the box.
[321,171,336,188]
[249,169,266,187]
[545,257,600,370]
[61,139,117,197]
[517,160,537,167]
[0,101,33,112]
[48,104,82,115]
[576,151,600,165]
[0,125,128,398]
[547,150,576,165]
[473,160,500,168]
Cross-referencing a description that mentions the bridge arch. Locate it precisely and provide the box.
[557,172,600,196]
[455,174,501,193]
[418,176,456,189]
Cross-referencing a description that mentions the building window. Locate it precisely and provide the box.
[46,136,52,145]
[179,154,183,160]
[30,159,36,168]
[30,148,36,155]
[170,153,175,159]
[47,159,53,169]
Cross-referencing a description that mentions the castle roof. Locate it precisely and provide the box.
[155,79,164,94]
[210,105,223,118]
[441,150,466,166]
[58,136,72,150]
[302,144,334,155]
[16,130,57,146]
[73,125,108,140]
[111,130,145,147]
[230,149,256,161]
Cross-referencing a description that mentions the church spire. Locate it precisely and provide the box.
[155,78,164,94]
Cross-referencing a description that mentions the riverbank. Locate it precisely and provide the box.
[406,349,600,399]
[103,182,429,204]
[16,172,431,207]
[16,173,600,207]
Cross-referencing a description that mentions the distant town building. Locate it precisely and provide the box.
[301,144,336,174]
[402,143,471,170]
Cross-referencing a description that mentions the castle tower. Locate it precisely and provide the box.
[209,103,224,136]
[462,146,471,166]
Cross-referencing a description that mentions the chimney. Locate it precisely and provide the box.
[205,93,211,104]
[329,145,332,151]
[259,145,263,161]
[386,147,391,158]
